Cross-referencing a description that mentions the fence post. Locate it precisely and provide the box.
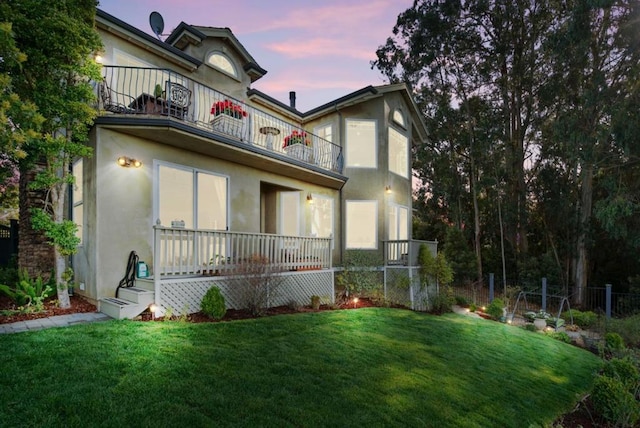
[489,273,494,302]
[606,284,612,319]
[541,277,547,312]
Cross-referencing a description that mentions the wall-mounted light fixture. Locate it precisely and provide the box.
[117,156,142,168]
[306,193,314,204]
[385,185,392,194]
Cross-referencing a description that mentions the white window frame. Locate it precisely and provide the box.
[309,193,334,249]
[388,203,409,241]
[389,126,409,178]
[205,51,239,80]
[345,200,378,249]
[345,119,377,168]
[154,160,229,230]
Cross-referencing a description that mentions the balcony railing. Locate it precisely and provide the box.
[384,239,439,266]
[153,226,332,277]
[99,66,343,173]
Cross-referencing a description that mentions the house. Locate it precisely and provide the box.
[77,9,434,319]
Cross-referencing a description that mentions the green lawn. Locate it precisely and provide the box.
[0,308,601,427]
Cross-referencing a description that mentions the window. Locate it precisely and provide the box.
[389,127,409,178]
[346,200,377,249]
[392,109,406,128]
[314,123,333,142]
[345,119,377,168]
[310,194,334,246]
[157,163,228,230]
[72,159,83,245]
[206,52,238,78]
[388,204,409,241]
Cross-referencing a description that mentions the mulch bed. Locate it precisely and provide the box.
[0,294,98,325]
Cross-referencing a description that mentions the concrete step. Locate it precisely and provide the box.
[117,287,154,306]
[98,297,147,320]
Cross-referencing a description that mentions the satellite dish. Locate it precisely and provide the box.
[149,11,165,40]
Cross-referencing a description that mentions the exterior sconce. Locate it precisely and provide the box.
[117,156,142,168]
[306,193,313,204]
[385,185,392,194]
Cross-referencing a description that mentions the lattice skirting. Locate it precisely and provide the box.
[159,270,334,315]
[384,266,439,311]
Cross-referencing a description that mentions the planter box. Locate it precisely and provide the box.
[284,144,312,162]
[211,114,247,140]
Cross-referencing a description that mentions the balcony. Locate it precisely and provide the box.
[97,66,344,184]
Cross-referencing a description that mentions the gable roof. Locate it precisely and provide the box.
[166,24,267,82]
[96,9,202,71]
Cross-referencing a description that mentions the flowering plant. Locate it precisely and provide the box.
[283,130,311,148]
[211,100,248,119]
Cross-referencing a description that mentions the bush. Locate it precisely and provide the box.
[608,315,640,349]
[455,295,468,306]
[591,376,640,427]
[545,331,571,343]
[0,269,55,312]
[563,309,597,329]
[602,357,640,393]
[335,251,383,300]
[485,298,505,320]
[201,286,226,320]
[426,286,454,315]
[606,332,626,351]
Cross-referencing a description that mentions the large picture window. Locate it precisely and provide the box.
[157,163,228,230]
[345,200,377,249]
[389,127,409,178]
[345,119,377,168]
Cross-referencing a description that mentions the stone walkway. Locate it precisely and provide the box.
[0,312,112,335]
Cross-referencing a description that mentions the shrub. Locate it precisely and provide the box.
[335,251,383,300]
[0,269,55,312]
[608,315,640,349]
[602,357,640,393]
[591,376,640,427]
[426,286,454,315]
[606,332,626,351]
[469,303,477,312]
[485,298,505,320]
[545,331,571,343]
[455,295,468,306]
[201,286,226,320]
[563,309,597,329]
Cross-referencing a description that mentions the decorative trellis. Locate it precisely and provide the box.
[158,270,334,315]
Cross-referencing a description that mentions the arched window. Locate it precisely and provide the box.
[206,52,238,78]
[392,109,406,129]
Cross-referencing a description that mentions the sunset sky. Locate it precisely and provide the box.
[97,0,413,111]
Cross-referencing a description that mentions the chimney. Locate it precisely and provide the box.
[289,91,296,109]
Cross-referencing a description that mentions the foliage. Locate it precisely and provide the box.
[335,250,382,299]
[608,315,640,349]
[591,375,640,428]
[0,269,55,311]
[282,130,311,147]
[563,309,598,329]
[211,99,247,118]
[200,286,226,320]
[418,244,453,289]
[442,227,476,285]
[30,208,80,256]
[602,357,640,393]
[544,331,571,344]
[0,0,103,309]
[454,295,468,306]
[310,295,320,310]
[485,298,505,321]
[606,332,626,352]
[234,254,285,316]
[426,285,454,314]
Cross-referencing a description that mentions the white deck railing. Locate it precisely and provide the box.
[153,226,332,277]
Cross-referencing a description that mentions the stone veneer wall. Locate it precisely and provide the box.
[18,166,55,279]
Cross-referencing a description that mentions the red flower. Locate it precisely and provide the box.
[283,130,311,148]
[211,100,248,118]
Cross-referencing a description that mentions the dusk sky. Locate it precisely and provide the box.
[97,0,413,112]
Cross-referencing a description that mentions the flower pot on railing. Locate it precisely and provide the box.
[210,100,248,140]
[283,130,312,162]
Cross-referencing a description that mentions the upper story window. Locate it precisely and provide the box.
[345,119,377,168]
[392,109,406,129]
[389,127,409,178]
[206,51,238,78]
[314,123,333,142]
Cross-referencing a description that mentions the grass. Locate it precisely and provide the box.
[0,308,601,427]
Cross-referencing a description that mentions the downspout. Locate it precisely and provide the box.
[335,101,344,266]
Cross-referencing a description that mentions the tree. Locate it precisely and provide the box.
[0,0,102,308]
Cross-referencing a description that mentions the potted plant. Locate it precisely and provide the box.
[210,99,248,139]
[524,310,551,330]
[283,130,312,161]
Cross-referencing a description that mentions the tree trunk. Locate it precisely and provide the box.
[51,177,71,309]
[574,163,594,307]
[470,160,483,286]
